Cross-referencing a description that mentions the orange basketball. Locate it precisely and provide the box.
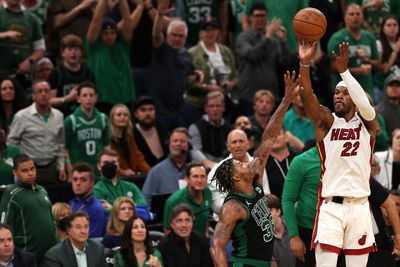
[292,8,327,41]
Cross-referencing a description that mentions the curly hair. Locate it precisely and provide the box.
[211,158,235,193]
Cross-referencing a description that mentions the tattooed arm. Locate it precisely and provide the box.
[210,200,247,267]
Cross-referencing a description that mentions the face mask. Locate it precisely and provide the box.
[101,162,117,179]
[58,216,70,232]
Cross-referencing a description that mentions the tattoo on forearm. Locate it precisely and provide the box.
[215,223,230,240]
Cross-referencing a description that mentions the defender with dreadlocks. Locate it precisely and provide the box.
[210,71,301,267]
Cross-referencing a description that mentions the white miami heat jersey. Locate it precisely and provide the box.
[318,113,374,198]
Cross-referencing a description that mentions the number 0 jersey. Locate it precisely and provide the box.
[224,184,274,266]
[318,113,374,198]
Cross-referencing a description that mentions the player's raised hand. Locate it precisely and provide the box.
[283,70,301,101]
[332,42,349,74]
[298,40,317,63]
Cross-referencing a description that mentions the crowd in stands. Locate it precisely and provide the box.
[0,0,400,266]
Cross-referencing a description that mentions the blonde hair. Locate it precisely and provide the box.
[52,202,72,222]
[109,104,134,143]
[253,89,275,105]
[106,197,136,235]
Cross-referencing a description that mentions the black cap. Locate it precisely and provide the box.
[200,16,219,30]
[101,17,117,31]
[134,96,155,110]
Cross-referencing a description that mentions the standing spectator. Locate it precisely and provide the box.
[235,2,287,115]
[158,204,213,267]
[102,197,135,249]
[189,91,233,169]
[48,34,95,116]
[7,80,66,185]
[281,146,320,267]
[42,212,107,267]
[148,0,200,130]
[68,162,107,238]
[94,147,148,211]
[109,103,150,177]
[0,224,37,267]
[265,194,296,267]
[0,127,22,185]
[64,82,109,171]
[163,163,212,237]
[86,0,139,115]
[327,3,380,97]
[52,202,73,241]
[0,155,58,263]
[374,128,400,190]
[376,74,400,135]
[242,0,307,54]
[142,127,192,204]
[0,0,45,76]
[47,0,95,48]
[0,77,29,127]
[185,17,238,125]
[133,96,168,167]
[113,216,163,267]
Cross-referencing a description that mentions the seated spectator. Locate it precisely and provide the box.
[51,202,73,241]
[376,74,400,136]
[0,223,37,267]
[148,2,200,131]
[189,91,233,169]
[32,57,54,82]
[64,82,109,171]
[163,163,212,237]
[68,162,107,238]
[0,77,29,127]
[133,96,168,167]
[42,212,106,267]
[109,104,150,177]
[0,127,22,185]
[102,197,135,249]
[158,204,213,267]
[7,80,66,185]
[375,128,400,190]
[86,0,139,115]
[49,34,95,116]
[265,194,296,267]
[142,127,193,204]
[185,17,238,126]
[94,147,148,212]
[113,216,163,267]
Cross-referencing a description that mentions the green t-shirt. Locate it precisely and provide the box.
[163,186,212,236]
[327,28,379,97]
[183,0,219,45]
[0,7,44,76]
[245,0,308,53]
[0,145,22,185]
[85,37,135,104]
[65,107,110,167]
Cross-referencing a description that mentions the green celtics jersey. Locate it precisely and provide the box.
[65,107,110,167]
[184,0,219,45]
[224,184,274,267]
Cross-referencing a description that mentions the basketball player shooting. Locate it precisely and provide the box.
[298,41,378,267]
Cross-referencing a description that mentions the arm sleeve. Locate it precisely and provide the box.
[64,116,72,152]
[339,70,375,121]
[281,157,304,237]
[188,124,206,162]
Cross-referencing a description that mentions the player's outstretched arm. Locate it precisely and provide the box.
[298,41,333,130]
[333,42,376,122]
[210,200,246,267]
[252,71,300,183]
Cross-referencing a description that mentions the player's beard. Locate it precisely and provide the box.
[335,110,346,118]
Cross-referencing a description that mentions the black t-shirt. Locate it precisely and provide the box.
[265,154,294,200]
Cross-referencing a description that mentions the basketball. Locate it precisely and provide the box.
[292,8,327,41]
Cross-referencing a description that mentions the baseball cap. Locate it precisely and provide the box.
[200,16,219,30]
[384,74,400,88]
[134,96,155,110]
[101,17,117,31]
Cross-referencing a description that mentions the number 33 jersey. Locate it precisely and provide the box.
[318,113,374,198]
